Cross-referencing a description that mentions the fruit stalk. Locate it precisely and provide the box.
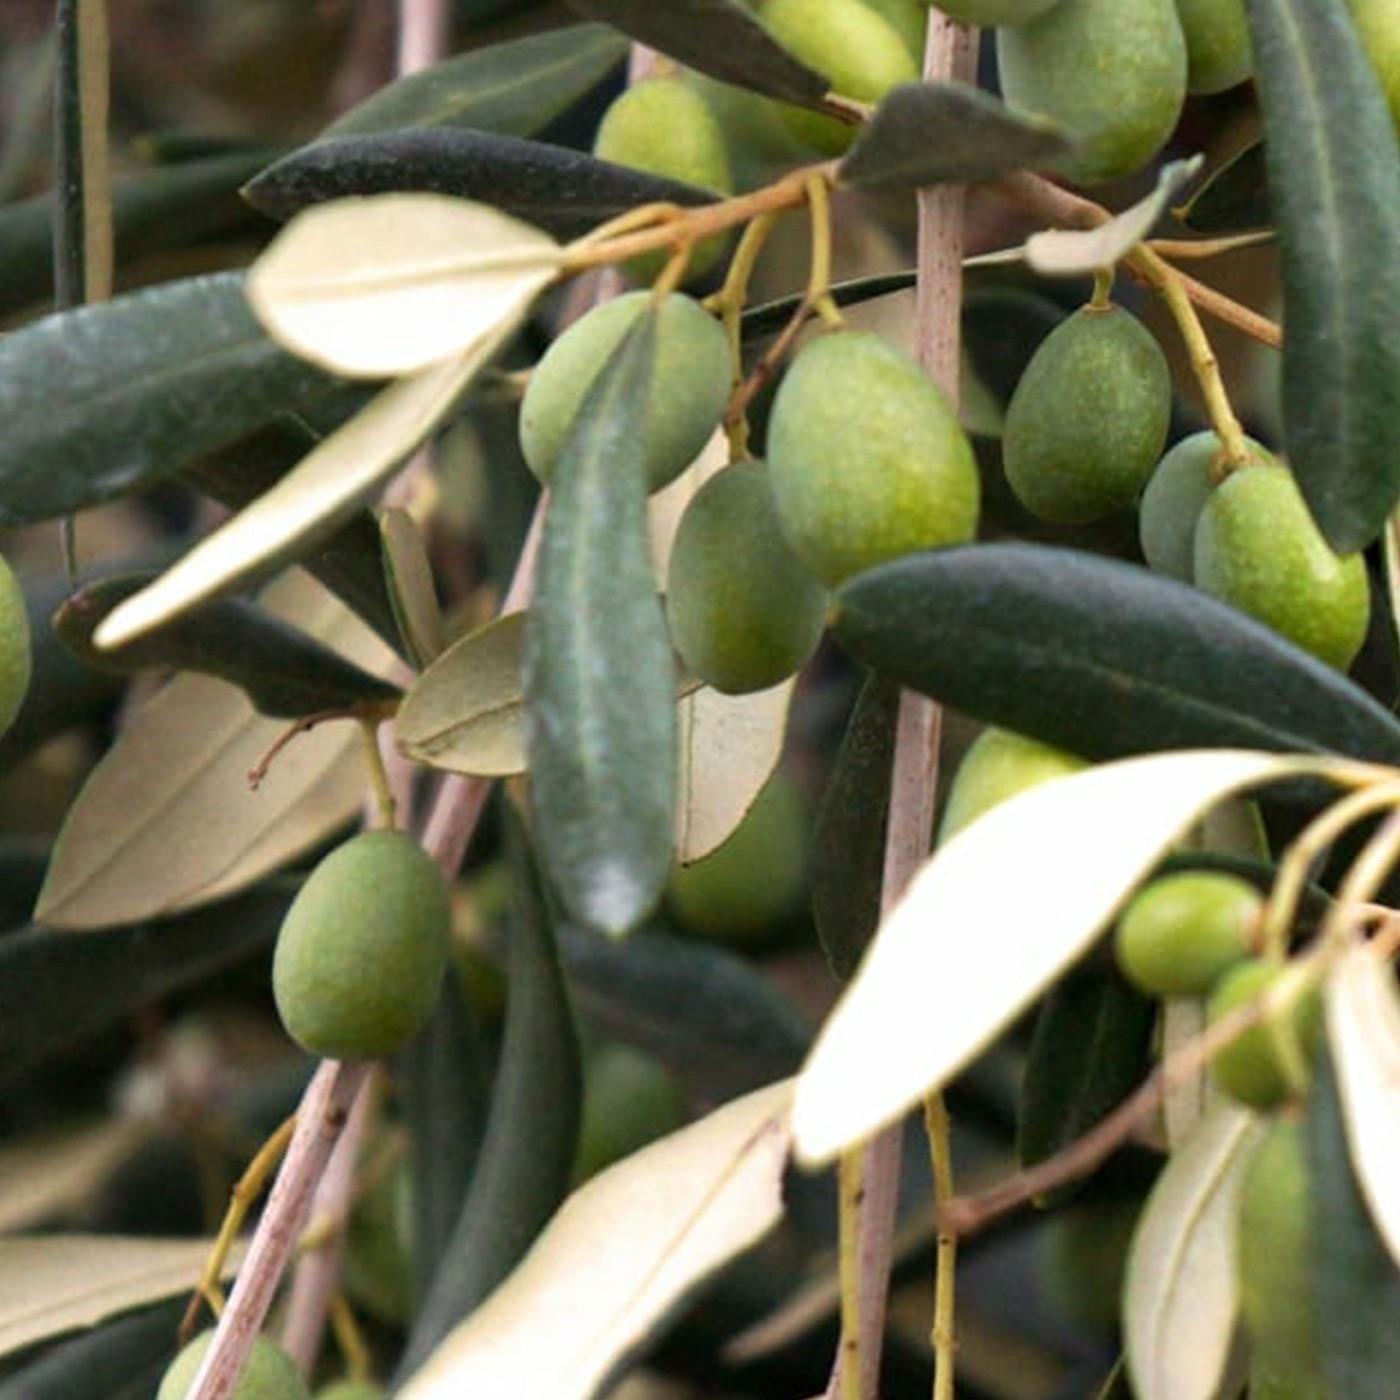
[395,0,450,77]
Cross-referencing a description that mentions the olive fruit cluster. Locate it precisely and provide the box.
[272,830,451,1062]
[1140,432,1372,672]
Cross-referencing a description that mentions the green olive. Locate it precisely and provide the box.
[593,76,732,281]
[1002,305,1172,525]
[1193,464,1371,671]
[158,1332,309,1400]
[666,462,827,694]
[1138,431,1274,582]
[574,1041,686,1180]
[667,772,809,945]
[0,552,32,741]
[315,1384,385,1400]
[998,0,1188,185]
[760,0,918,155]
[519,291,731,493]
[938,727,1086,843]
[1349,0,1400,135]
[856,0,926,61]
[933,0,1060,21]
[1114,872,1259,998]
[1207,959,1323,1110]
[272,830,451,1061]
[682,70,809,191]
[767,329,979,587]
[1175,0,1253,94]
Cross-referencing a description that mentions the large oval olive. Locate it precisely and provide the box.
[158,1332,309,1400]
[938,726,1086,843]
[519,291,731,493]
[666,462,827,695]
[761,0,917,155]
[0,553,31,741]
[998,0,1187,184]
[272,830,451,1061]
[1002,304,1171,525]
[767,329,979,587]
[1193,464,1371,671]
[1207,958,1322,1110]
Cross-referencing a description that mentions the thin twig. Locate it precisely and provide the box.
[396,0,450,76]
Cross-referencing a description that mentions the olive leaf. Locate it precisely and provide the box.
[525,309,678,937]
[381,507,446,669]
[320,24,627,140]
[53,0,111,308]
[1122,1102,1260,1400]
[0,272,340,525]
[791,749,1328,1165]
[54,572,401,719]
[838,81,1075,191]
[397,1080,793,1400]
[1176,141,1271,233]
[1246,0,1400,551]
[246,193,562,379]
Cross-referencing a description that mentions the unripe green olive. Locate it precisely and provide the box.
[158,1331,309,1400]
[1207,959,1322,1110]
[575,1041,686,1180]
[934,0,1060,22]
[760,0,918,155]
[315,1384,385,1400]
[682,71,809,191]
[1237,1119,1328,1398]
[856,0,926,61]
[520,291,731,493]
[272,830,451,1061]
[0,552,32,741]
[593,77,733,282]
[666,462,827,694]
[767,330,979,587]
[1192,464,1371,672]
[1138,431,1274,582]
[938,727,1086,844]
[1002,305,1172,525]
[1349,0,1400,134]
[667,772,808,945]
[998,0,1188,185]
[1114,872,1259,999]
[1175,0,1253,94]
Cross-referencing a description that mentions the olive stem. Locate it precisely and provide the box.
[395,0,450,77]
[711,211,781,458]
[358,718,398,830]
[329,1291,374,1383]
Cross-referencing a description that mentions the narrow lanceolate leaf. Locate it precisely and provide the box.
[244,130,720,240]
[38,572,391,930]
[321,23,627,139]
[1325,940,1400,1270]
[247,194,561,378]
[1246,0,1400,551]
[791,750,1319,1164]
[833,545,1400,767]
[398,828,581,1380]
[0,273,338,525]
[565,0,827,108]
[1123,1103,1262,1400]
[1177,141,1271,233]
[381,508,446,668]
[1024,156,1203,276]
[838,82,1073,191]
[94,326,512,651]
[525,311,677,936]
[55,573,400,718]
[1307,1050,1400,1399]
[676,681,795,864]
[398,1080,793,1400]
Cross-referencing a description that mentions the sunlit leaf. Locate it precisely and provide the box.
[381,507,445,669]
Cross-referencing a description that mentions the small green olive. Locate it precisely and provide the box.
[666,462,827,694]
[1175,0,1253,94]
[158,1332,309,1400]
[1207,959,1322,1110]
[938,727,1086,843]
[767,329,979,587]
[1114,872,1259,998]
[272,830,451,1061]
[519,291,731,493]
[575,1041,686,1180]
[0,552,32,741]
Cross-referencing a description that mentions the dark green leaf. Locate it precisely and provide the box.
[1307,1051,1400,1399]
[398,827,581,1380]
[839,82,1074,191]
[833,544,1400,765]
[0,885,291,1082]
[962,286,1064,407]
[1246,0,1400,551]
[243,129,719,240]
[557,919,810,1100]
[183,420,402,653]
[812,671,900,981]
[54,573,401,720]
[565,0,828,108]
[0,272,342,524]
[525,310,676,935]
[1177,141,1271,233]
[322,23,627,139]
[1017,965,1155,1205]
[741,271,915,343]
